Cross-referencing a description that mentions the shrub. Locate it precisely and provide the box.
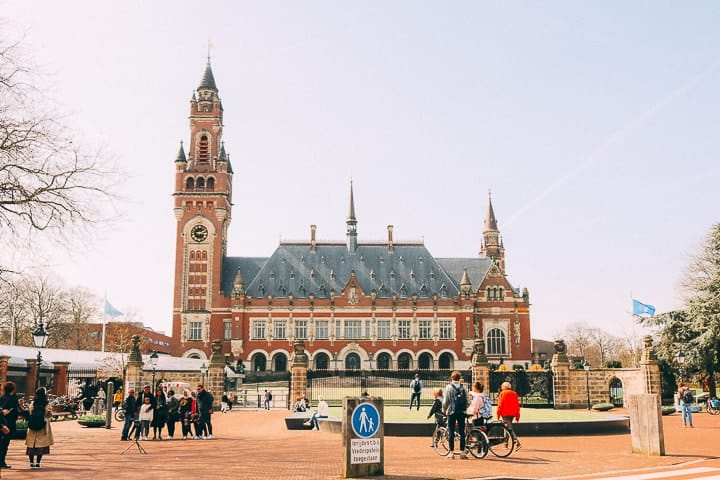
[591,402,614,411]
[605,360,622,368]
[661,406,677,415]
[77,415,105,422]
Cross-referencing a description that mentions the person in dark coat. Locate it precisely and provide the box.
[120,388,139,441]
[0,381,20,469]
[196,385,214,439]
[152,388,168,440]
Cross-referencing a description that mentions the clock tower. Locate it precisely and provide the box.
[172,60,233,353]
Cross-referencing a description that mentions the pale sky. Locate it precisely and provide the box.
[3,1,719,341]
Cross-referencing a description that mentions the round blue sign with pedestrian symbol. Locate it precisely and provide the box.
[351,403,380,438]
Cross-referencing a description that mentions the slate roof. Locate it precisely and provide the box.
[221,243,493,299]
[198,61,217,90]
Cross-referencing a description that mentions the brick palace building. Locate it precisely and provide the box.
[171,61,532,373]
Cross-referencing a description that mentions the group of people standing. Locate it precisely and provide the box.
[1,382,54,470]
[121,384,215,441]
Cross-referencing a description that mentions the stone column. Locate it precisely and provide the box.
[25,358,39,396]
[52,362,71,397]
[471,339,490,392]
[290,340,309,408]
[208,339,226,409]
[640,335,661,395]
[550,340,571,409]
[0,355,9,385]
[125,334,145,392]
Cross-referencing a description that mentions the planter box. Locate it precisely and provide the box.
[77,420,106,428]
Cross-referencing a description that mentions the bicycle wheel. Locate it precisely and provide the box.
[486,423,514,457]
[466,428,489,459]
[432,427,451,456]
[115,409,126,422]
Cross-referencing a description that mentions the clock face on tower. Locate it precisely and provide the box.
[190,224,209,242]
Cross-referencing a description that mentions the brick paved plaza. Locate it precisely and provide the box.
[1,408,718,480]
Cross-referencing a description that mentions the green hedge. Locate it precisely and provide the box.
[591,402,614,411]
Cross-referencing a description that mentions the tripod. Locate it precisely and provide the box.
[120,422,147,455]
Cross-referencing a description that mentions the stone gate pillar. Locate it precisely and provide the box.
[290,340,309,408]
[125,334,145,392]
[52,361,71,397]
[25,358,39,395]
[640,335,661,395]
[208,339,226,409]
[551,339,571,409]
[471,339,490,392]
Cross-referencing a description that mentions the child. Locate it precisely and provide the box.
[427,388,445,447]
[138,396,154,441]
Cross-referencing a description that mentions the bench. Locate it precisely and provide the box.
[284,411,313,430]
[51,411,77,421]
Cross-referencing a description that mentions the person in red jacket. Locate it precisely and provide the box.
[496,381,522,450]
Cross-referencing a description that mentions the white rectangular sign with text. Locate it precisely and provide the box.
[350,438,381,464]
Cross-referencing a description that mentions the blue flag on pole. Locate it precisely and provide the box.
[632,299,655,317]
[104,299,123,318]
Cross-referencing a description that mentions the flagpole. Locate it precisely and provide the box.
[102,292,107,353]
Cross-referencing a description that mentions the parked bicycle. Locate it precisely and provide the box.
[114,407,126,422]
[707,397,720,415]
[480,419,517,457]
[432,415,488,459]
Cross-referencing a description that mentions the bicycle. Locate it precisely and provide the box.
[480,419,516,457]
[707,397,720,415]
[431,415,488,459]
[115,407,126,422]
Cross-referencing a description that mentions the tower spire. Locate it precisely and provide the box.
[485,190,498,231]
[479,191,505,272]
[346,180,358,253]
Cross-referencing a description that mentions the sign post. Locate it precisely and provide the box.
[342,396,384,478]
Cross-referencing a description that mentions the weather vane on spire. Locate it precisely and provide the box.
[207,39,215,63]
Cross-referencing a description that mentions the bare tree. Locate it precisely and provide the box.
[0,35,116,276]
[18,275,68,348]
[590,328,619,367]
[63,287,100,350]
[0,278,31,344]
[564,322,595,360]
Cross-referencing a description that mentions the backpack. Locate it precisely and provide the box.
[28,406,46,431]
[267,392,272,401]
[682,389,694,404]
[451,384,468,414]
[479,393,493,419]
[413,380,422,393]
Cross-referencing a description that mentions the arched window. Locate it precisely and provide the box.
[206,177,215,192]
[186,177,195,191]
[252,353,267,372]
[486,328,507,355]
[610,377,624,407]
[438,352,453,369]
[376,353,391,370]
[345,352,361,370]
[418,352,433,370]
[198,135,209,162]
[272,352,287,372]
[397,352,412,370]
[196,177,205,191]
[314,352,329,370]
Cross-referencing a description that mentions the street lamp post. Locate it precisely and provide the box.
[32,322,49,392]
[149,351,158,389]
[583,360,591,410]
[675,351,686,383]
[200,362,208,385]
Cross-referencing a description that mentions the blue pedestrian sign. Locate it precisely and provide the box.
[351,403,380,438]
